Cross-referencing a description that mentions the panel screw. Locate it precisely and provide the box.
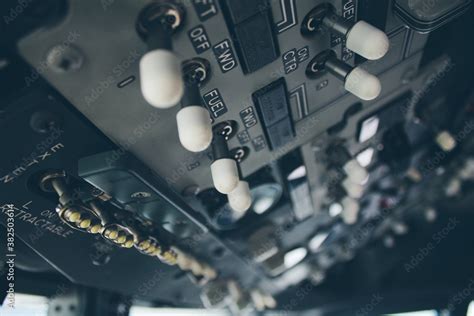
[46,44,84,73]
[30,110,62,134]
[131,191,151,199]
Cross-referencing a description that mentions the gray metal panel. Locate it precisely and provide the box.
[17,0,420,198]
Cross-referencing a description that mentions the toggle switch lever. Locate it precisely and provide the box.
[227,154,252,214]
[228,180,252,214]
[306,50,381,101]
[137,2,186,108]
[341,197,360,225]
[302,3,389,60]
[327,144,369,185]
[176,59,213,152]
[211,132,239,194]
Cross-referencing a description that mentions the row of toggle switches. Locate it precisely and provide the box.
[135,2,390,211]
[137,2,252,213]
[138,2,390,107]
[302,3,390,101]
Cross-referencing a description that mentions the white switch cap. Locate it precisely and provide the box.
[228,180,252,213]
[436,131,457,152]
[341,197,360,225]
[342,178,364,199]
[346,21,389,60]
[250,290,266,312]
[344,67,381,101]
[176,106,213,152]
[343,159,369,184]
[211,158,239,194]
[139,49,184,108]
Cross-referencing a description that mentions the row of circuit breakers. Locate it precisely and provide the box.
[136,1,390,213]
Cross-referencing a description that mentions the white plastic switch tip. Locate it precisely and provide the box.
[436,131,457,152]
[176,106,213,152]
[211,158,239,194]
[139,49,184,109]
[342,178,364,199]
[346,20,390,60]
[343,159,369,184]
[341,197,360,225]
[250,291,266,312]
[344,67,382,101]
[228,180,252,213]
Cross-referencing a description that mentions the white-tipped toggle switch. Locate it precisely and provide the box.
[303,4,389,61]
[436,131,457,152]
[137,4,185,109]
[140,50,184,109]
[307,50,382,101]
[211,158,239,194]
[343,159,369,184]
[176,60,213,152]
[344,67,382,101]
[211,133,240,194]
[177,106,212,152]
[346,21,390,61]
[228,180,252,213]
[342,178,364,199]
[341,197,360,225]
